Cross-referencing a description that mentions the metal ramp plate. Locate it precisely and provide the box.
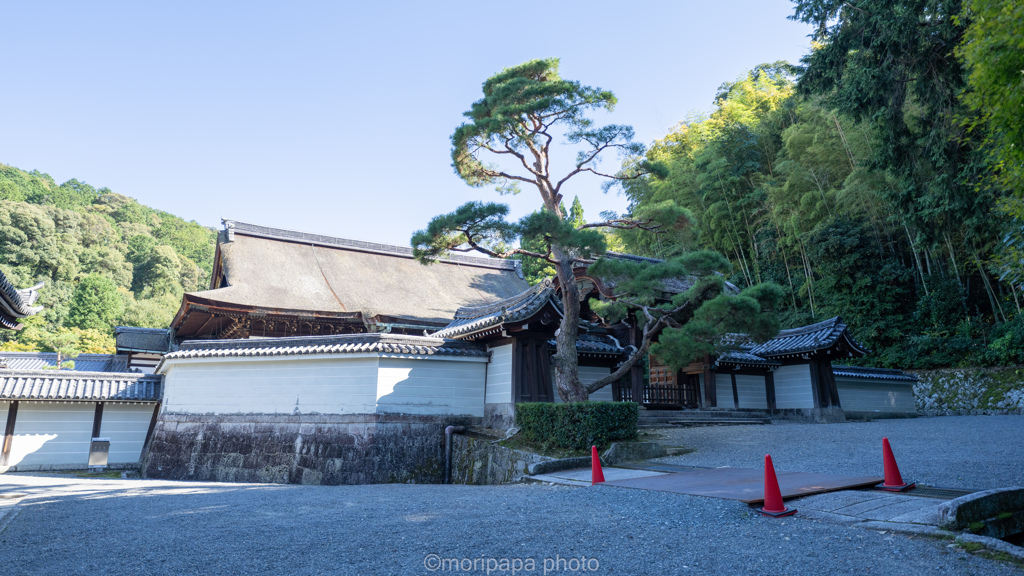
[603,466,884,504]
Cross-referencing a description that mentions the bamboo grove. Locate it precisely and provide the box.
[614,1,1024,369]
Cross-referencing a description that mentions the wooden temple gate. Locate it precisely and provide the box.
[613,356,709,409]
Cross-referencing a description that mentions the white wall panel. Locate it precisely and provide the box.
[376,358,486,417]
[484,344,513,404]
[773,364,814,409]
[101,404,155,464]
[735,374,768,410]
[551,366,613,403]
[9,403,93,467]
[836,378,916,412]
[162,356,381,414]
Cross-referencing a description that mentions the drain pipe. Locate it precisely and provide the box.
[443,425,466,484]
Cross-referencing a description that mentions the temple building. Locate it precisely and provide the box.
[172,220,531,340]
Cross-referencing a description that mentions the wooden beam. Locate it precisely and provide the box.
[0,401,19,467]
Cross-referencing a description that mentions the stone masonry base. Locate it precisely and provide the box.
[143,413,478,485]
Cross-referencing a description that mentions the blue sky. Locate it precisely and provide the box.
[1,1,813,247]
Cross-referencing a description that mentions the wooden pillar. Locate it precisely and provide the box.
[0,400,19,467]
[91,402,104,438]
[730,373,739,409]
[765,371,777,411]
[703,354,717,408]
[630,326,644,406]
[808,359,823,408]
[820,360,841,408]
[143,402,161,452]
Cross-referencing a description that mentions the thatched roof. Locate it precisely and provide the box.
[173,221,530,337]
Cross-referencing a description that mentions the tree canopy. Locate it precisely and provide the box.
[414,59,783,400]
[0,163,216,354]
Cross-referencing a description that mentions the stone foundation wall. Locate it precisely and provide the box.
[484,402,515,430]
[449,434,549,485]
[144,413,479,485]
[912,367,1024,415]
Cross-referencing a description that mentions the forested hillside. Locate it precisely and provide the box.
[613,0,1024,369]
[0,164,215,353]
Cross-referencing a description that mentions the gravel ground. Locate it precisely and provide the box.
[0,473,1020,576]
[646,415,1024,490]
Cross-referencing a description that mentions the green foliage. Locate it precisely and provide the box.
[66,274,125,332]
[0,162,216,347]
[515,402,638,450]
[619,43,1020,368]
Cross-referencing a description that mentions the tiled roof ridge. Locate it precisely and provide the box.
[1,269,44,329]
[223,219,521,272]
[177,333,477,351]
[452,280,553,320]
[115,326,170,334]
[774,316,843,338]
[0,369,160,381]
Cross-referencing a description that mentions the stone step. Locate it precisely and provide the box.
[667,418,770,427]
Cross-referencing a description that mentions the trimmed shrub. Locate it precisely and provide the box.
[515,402,639,450]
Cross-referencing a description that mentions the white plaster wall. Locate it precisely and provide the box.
[836,378,916,412]
[735,374,768,410]
[714,374,734,407]
[484,344,513,404]
[9,403,93,467]
[160,353,489,417]
[101,404,155,464]
[161,355,381,414]
[376,357,487,417]
[0,402,8,435]
[698,374,705,404]
[773,364,814,409]
[552,366,614,403]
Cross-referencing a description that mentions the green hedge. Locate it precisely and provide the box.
[515,402,639,450]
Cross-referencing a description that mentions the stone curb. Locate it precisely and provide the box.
[855,520,953,538]
[954,533,1024,561]
[527,457,592,476]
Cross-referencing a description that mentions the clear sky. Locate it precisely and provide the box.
[1,1,813,247]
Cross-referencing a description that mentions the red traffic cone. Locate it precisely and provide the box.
[758,454,796,517]
[591,445,605,485]
[878,437,915,491]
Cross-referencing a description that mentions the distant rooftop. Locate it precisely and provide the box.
[0,268,43,330]
[0,352,131,372]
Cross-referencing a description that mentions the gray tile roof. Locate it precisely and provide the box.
[115,326,172,354]
[749,316,869,359]
[163,333,489,361]
[0,268,43,330]
[552,334,626,357]
[431,281,560,339]
[832,365,917,382]
[0,353,131,372]
[0,370,162,402]
[716,351,781,368]
[179,220,531,328]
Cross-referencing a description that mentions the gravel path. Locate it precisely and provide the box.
[646,415,1024,489]
[0,473,1020,576]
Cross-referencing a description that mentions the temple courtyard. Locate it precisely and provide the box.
[0,416,1021,575]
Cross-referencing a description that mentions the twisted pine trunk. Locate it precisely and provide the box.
[551,244,588,402]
